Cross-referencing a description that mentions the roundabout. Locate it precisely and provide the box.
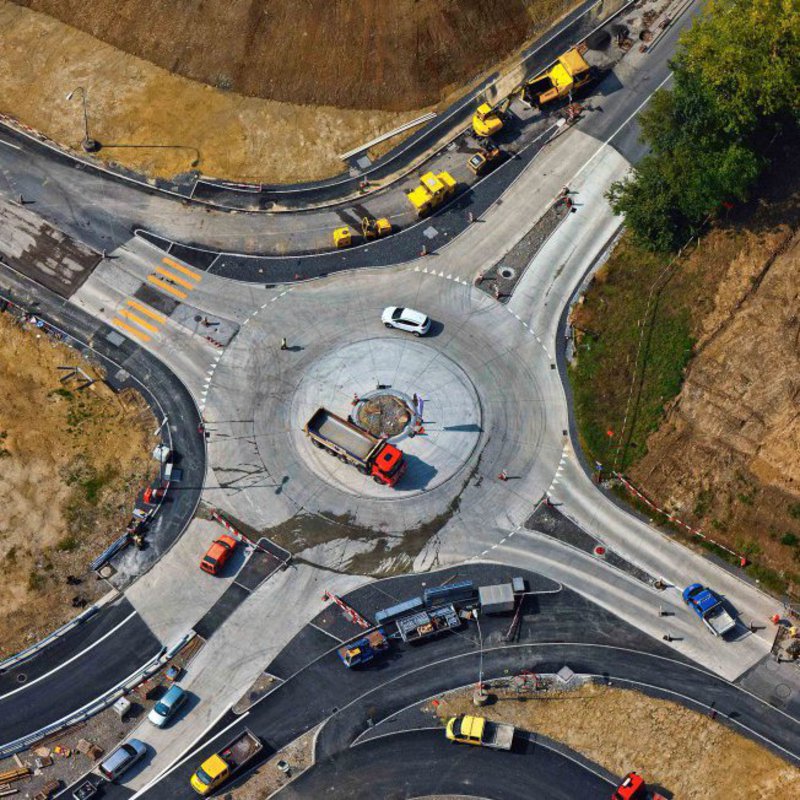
[204,269,558,540]
[290,338,482,498]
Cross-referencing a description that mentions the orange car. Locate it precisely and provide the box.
[200,534,237,575]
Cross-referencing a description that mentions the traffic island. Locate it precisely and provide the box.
[291,339,482,498]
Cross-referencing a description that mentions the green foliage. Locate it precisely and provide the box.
[607,0,800,250]
[789,503,800,520]
[781,532,799,547]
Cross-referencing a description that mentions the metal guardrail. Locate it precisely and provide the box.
[0,605,99,674]
[0,632,195,758]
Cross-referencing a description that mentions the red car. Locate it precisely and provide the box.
[200,534,237,575]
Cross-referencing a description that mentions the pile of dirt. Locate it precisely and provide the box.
[0,313,157,656]
[431,681,800,799]
[12,0,574,112]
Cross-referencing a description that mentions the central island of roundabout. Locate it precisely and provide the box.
[291,338,482,498]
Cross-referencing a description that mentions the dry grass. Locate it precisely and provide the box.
[431,681,800,799]
[0,0,583,184]
[0,312,157,656]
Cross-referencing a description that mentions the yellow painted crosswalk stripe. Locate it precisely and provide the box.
[147,275,188,299]
[119,308,159,333]
[113,318,151,342]
[162,257,201,282]
[127,299,166,323]
[155,266,195,290]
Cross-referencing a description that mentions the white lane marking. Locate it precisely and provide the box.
[0,138,22,150]
[309,622,344,643]
[0,610,138,701]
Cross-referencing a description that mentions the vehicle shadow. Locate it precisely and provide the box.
[397,455,438,491]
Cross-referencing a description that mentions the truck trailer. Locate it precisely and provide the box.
[396,604,460,642]
[304,407,406,487]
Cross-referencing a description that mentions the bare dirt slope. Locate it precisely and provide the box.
[630,224,800,590]
[0,312,156,656]
[12,0,573,111]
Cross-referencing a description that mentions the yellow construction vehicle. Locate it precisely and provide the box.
[472,102,505,137]
[467,144,502,176]
[361,216,392,239]
[523,47,593,107]
[406,171,457,217]
[333,226,352,248]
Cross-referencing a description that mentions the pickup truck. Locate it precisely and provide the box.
[683,583,736,636]
[445,715,515,750]
[304,407,406,487]
[190,729,262,795]
[338,629,389,668]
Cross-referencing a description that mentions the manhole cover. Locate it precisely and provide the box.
[498,266,516,280]
[16,673,27,684]
[774,683,792,700]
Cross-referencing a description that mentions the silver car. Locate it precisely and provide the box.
[99,738,147,781]
[381,306,431,336]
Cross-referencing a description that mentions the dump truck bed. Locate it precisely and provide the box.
[483,721,515,750]
[306,408,377,460]
[221,730,262,770]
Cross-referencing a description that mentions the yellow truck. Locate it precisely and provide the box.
[445,714,515,750]
[523,47,593,107]
[190,729,262,795]
[406,171,457,217]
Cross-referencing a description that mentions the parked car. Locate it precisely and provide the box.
[99,739,147,781]
[200,534,237,575]
[381,307,431,336]
[148,684,188,728]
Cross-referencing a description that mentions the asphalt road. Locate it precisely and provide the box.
[134,565,799,800]
[278,728,616,800]
[0,262,205,584]
[0,264,204,748]
[0,1,693,281]
[0,599,160,749]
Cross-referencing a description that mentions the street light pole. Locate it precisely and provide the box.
[65,87,100,153]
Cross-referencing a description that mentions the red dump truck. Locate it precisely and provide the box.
[304,407,406,487]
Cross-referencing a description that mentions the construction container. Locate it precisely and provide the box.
[478,583,515,614]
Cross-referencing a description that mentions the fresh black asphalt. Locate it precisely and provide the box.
[137,562,800,799]
[0,599,160,748]
[279,728,615,800]
[0,0,605,213]
[0,0,685,286]
[0,599,135,694]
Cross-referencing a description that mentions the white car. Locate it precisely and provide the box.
[381,307,431,336]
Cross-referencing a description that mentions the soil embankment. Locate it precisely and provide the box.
[12,0,572,111]
[571,158,800,596]
[0,312,157,656]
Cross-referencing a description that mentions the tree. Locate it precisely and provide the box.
[607,0,798,250]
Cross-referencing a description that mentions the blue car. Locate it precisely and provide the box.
[148,684,188,728]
